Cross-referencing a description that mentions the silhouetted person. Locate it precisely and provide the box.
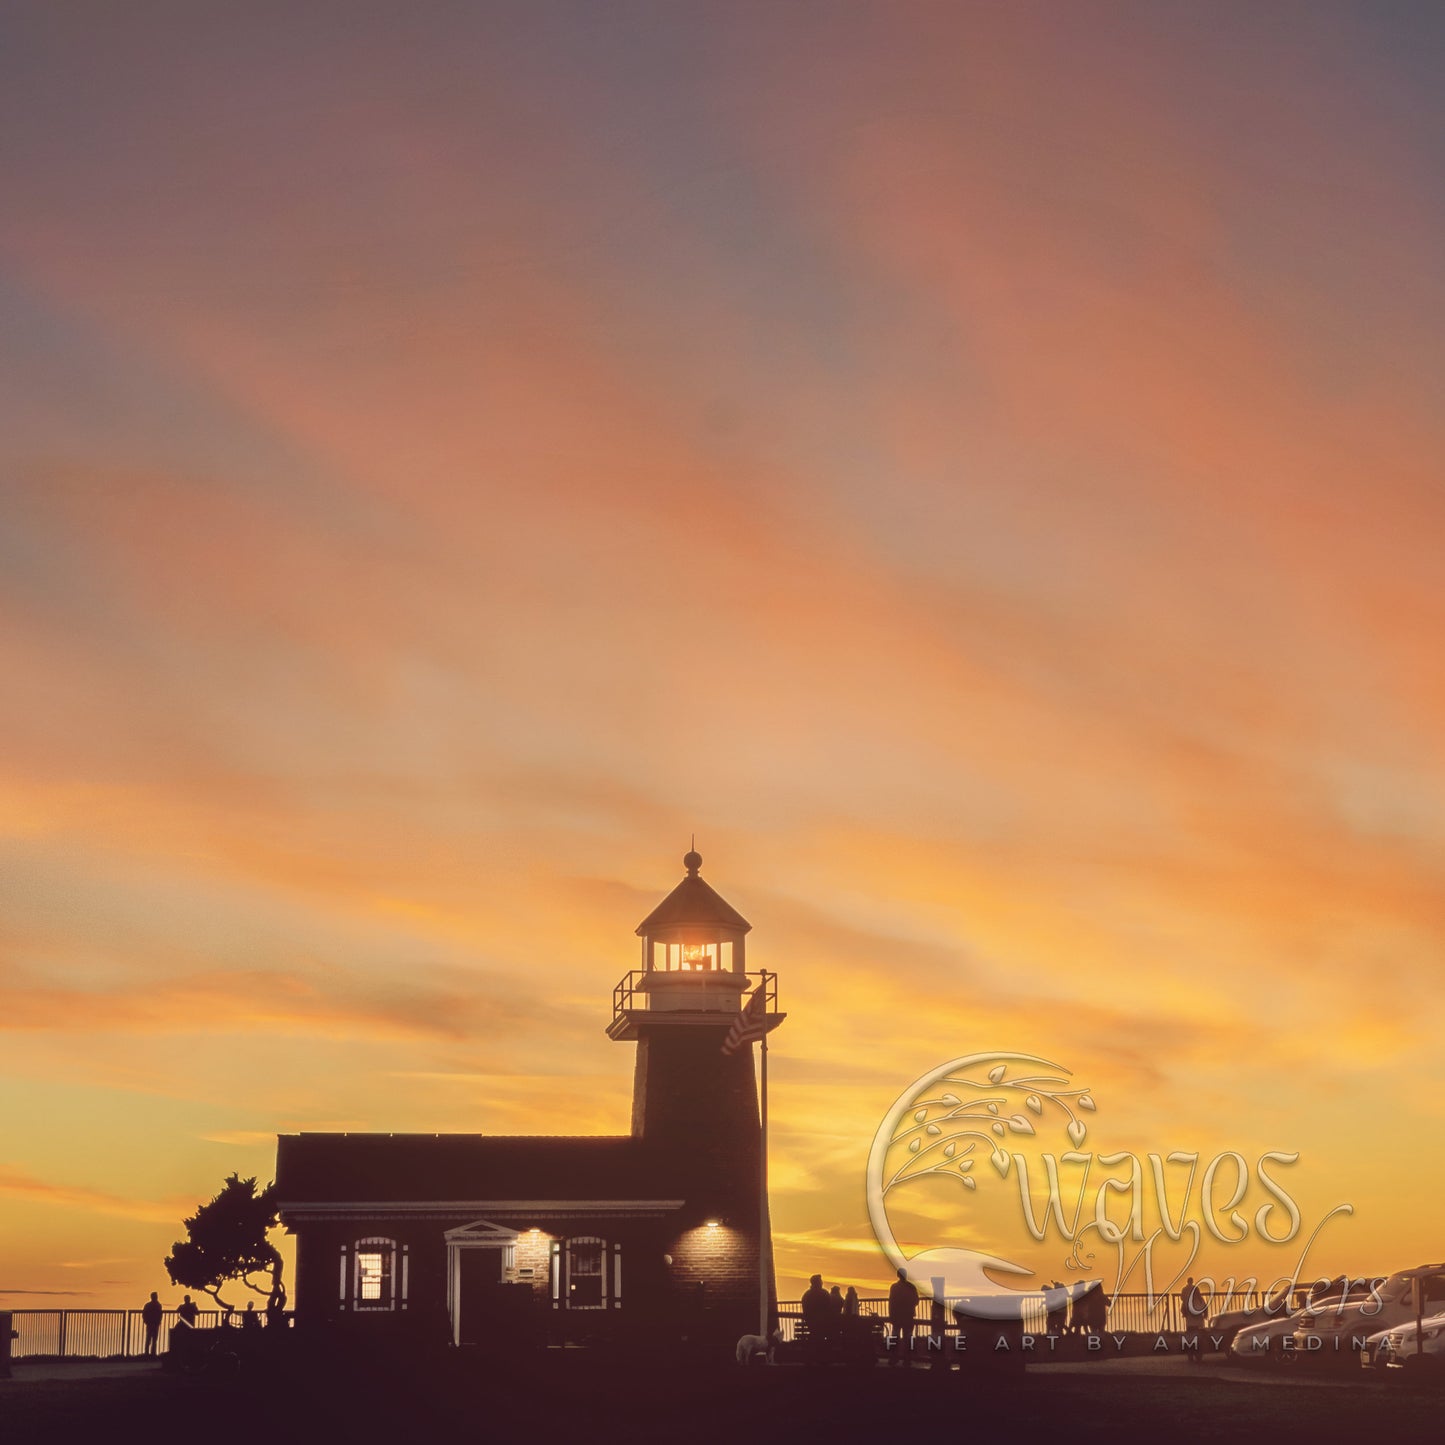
[801,1275,832,1361]
[950,1297,976,1365]
[837,1284,863,1357]
[829,1285,845,1329]
[930,1300,953,1375]
[175,1295,199,1330]
[1182,1278,1207,1364]
[140,1292,163,1357]
[929,1297,950,1371]
[1045,1281,1067,1335]
[241,1300,260,1333]
[1067,1279,1102,1336]
[888,1268,919,1366]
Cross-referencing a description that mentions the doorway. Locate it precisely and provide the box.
[456,1246,508,1346]
[444,1220,523,1347]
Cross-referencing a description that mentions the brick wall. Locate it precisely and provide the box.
[507,1227,553,1297]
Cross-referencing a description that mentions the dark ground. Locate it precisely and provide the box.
[2,1353,1439,1445]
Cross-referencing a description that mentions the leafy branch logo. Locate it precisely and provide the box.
[884,1055,1096,1194]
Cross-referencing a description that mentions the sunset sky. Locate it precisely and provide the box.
[2,1,1443,1312]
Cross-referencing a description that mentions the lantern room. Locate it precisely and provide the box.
[639,851,748,974]
[626,850,751,1017]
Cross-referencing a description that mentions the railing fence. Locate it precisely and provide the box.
[10,1287,1266,1359]
[774,1291,1222,1345]
[7,1308,289,1361]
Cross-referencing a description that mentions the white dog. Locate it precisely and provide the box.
[735,1328,781,1365]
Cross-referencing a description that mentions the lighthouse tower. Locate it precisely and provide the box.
[607,849,782,1189]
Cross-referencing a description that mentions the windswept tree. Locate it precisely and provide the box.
[165,1173,285,1315]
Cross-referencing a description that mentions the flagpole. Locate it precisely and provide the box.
[759,969,770,1340]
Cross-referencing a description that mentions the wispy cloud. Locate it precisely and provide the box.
[0,1287,96,1297]
[0,967,472,1042]
[0,1168,187,1224]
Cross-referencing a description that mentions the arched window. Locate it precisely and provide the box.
[339,1237,408,1312]
[551,1236,622,1311]
[568,1237,604,1309]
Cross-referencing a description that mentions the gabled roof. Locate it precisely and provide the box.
[275,1133,675,1205]
[635,852,751,936]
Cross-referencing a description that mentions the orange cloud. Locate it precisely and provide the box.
[0,1168,185,1224]
[0,962,563,1044]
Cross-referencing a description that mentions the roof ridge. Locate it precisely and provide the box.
[283,1132,637,1142]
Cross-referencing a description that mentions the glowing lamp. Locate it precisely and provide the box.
[630,850,752,1017]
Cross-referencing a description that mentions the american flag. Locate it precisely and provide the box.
[721,983,769,1056]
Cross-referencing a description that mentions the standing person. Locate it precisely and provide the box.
[241,1301,260,1333]
[140,1292,164,1357]
[841,1285,862,1356]
[801,1274,832,1362]
[888,1267,919,1367]
[168,1291,201,1367]
[1045,1281,1067,1336]
[929,1296,949,1371]
[1182,1278,1208,1364]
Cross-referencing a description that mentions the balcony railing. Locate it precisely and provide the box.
[611,967,779,1030]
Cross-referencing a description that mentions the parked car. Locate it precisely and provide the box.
[1211,1283,1313,1351]
[1228,1277,1375,1365]
[1291,1266,1445,1371]
[1370,1307,1445,1379]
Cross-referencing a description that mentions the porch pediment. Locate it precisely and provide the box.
[444,1219,520,1243]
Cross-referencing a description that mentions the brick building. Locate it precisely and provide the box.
[274,851,782,1348]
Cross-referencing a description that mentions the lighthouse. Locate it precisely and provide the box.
[276,848,783,1347]
[609,850,784,1335]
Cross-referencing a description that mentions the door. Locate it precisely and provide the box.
[457,1248,506,1346]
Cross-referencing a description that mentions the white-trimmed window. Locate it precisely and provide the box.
[568,1237,604,1309]
[552,1236,622,1311]
[340,1237,408,1312]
